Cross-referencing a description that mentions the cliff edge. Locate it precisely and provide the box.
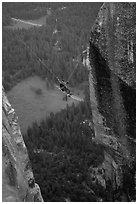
[2,87,43,202]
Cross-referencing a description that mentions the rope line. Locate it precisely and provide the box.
[67,56,81,83]
[19,39,60,83]
[17,38,82,85]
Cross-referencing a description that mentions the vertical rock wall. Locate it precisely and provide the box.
[2,87,43,202]
[88,2,136,201]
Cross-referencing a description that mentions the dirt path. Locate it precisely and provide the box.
[5,16,47,30]
[12,18,42,27]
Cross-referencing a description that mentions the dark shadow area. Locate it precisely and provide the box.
[89,43,136,139]
[119,80,136,138]
[90,43,115,132]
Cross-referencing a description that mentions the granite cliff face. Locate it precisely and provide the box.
[2,87,43,202]
[88,2,136,201]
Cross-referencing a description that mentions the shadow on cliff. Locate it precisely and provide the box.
[89,43,136,140]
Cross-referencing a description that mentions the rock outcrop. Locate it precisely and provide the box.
[88,2,136,201]
[2,87,43,202]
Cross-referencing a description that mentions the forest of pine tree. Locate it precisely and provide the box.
[23,88,105,202]
[2,2,102,92]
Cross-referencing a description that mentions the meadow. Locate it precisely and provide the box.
[8,76,84,133]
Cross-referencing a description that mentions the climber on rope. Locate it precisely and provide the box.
[59,79,72,97]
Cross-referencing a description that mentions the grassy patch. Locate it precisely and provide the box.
[7,76,84,133]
